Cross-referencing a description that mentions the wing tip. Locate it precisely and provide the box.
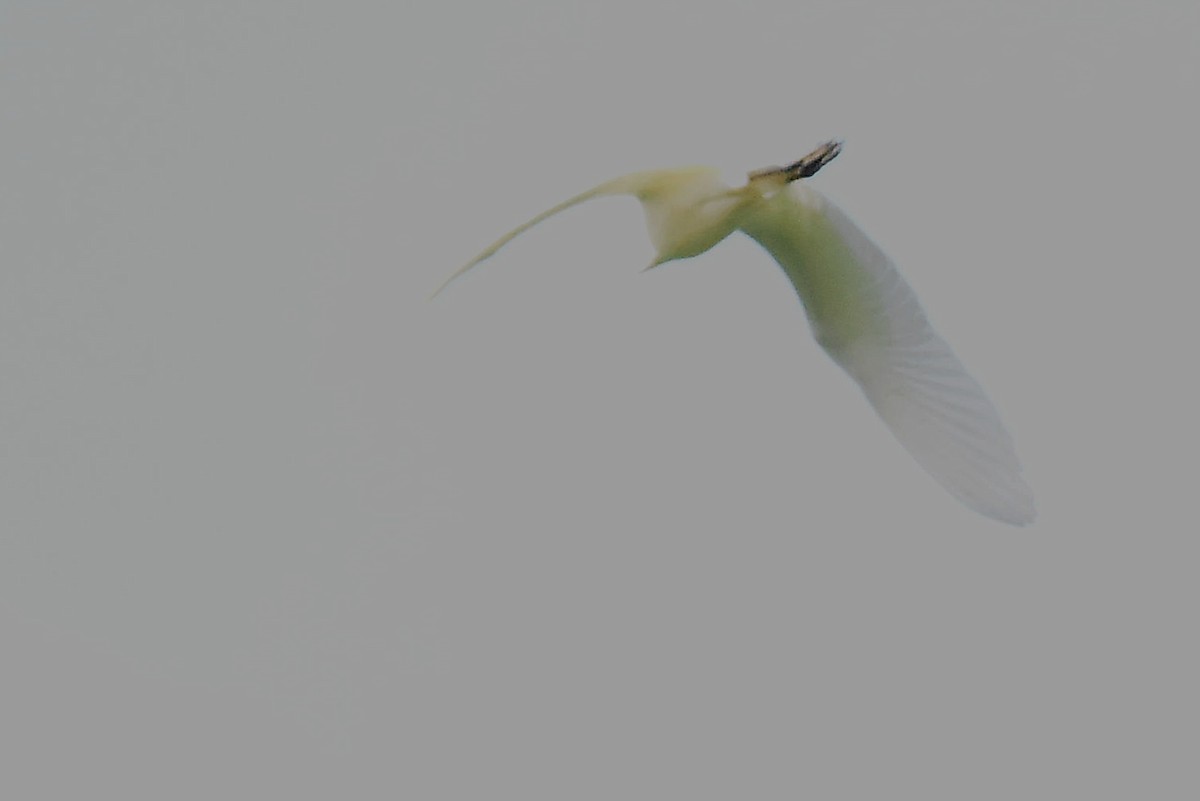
[964,479,1037,527]
[429,256,483,300]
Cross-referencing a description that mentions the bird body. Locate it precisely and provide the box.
[435,143,1035,525]
[628,167,745,264]
[740,182,880,352]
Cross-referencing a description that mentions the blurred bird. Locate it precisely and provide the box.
[434,142,1034,525]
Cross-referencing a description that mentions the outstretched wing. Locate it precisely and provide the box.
[740,184,1035,525]
[431,167,726,297]
[430,177,631,298]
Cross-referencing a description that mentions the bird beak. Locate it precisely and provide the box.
[748,140,843,184]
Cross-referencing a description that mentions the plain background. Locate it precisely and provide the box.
[3,1,1197,797]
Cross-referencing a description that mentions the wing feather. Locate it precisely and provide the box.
[431,168,725,298]
[741,185,1035,525]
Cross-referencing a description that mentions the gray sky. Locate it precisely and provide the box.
[3,1,1198,797]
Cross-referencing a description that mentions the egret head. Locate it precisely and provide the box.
[641,142,843,268]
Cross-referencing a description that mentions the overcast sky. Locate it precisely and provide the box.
[3,1,1198,797]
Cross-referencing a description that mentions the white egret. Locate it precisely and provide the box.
[434,142,1035,525]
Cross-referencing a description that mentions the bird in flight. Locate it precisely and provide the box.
[434,142,1035,525]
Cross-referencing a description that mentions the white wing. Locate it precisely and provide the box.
[740,185,1035,525]
[431,167,727,297]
